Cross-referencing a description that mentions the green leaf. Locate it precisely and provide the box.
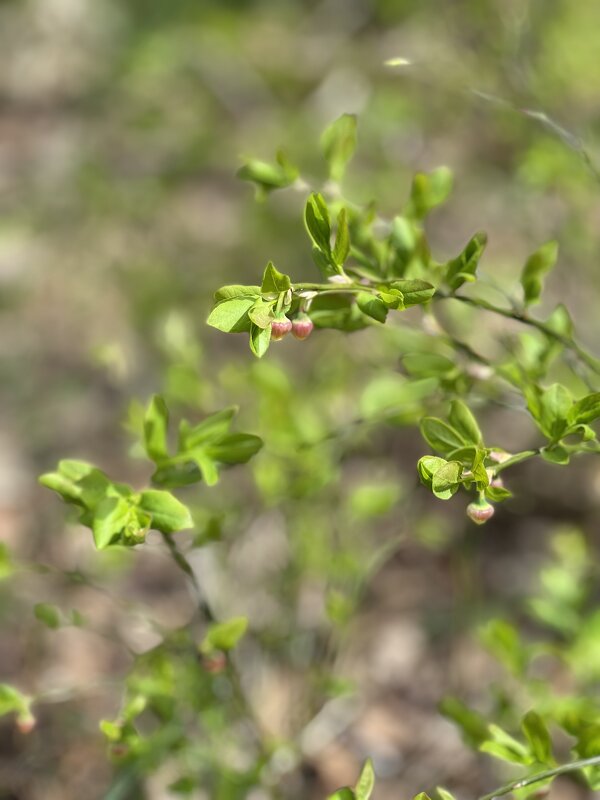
[413,794,433,800]
[214,285,261,302]
[144,395,169,461]
[327,791,355,800]
[92,497,132,550]
[446,232,487,291]
[0,543,13,581]
[539,383,572,440]
[39,471,85,504]
[438,696,489,747]
[356,292,388,323]
[521,241,558,306]
[569,392,600,425]
[237,150,298,193]
[138,490,193,534]
[205,433,263,464]
[249,322,272,358]
[311,246,338,280]
[403,353,456,378]
[333,207,351,267]
[191,452,220,486]
[431,461,463,499]
[436,790,457,800]
[207,296,255,333]
[361,376,438,419]
[479,619,527,675]
[420,417,466,455]
[354,758,375,800]
[248,298,275,329]
[178,407,237,449]
[480,725,532,765]
[82,472,128,516]
[406,166,453,219]
[304,193,332,256]
[261,261,291,294]
[202,616,248,652]
[34,603,61,629]
[39,459,98,505]
[0,684,31,719]
[387,279,435,307]
[521,711,554,765]
[99,719,123,741]
[470,447,489,487]
[540,444,570,465]
[417,456,448,490]
[448,399,482,446]
[321,113,357,182]
[485,484,513,502]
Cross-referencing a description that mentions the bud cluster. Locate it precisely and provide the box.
[270,312,314,342]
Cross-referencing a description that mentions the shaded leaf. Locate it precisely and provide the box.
[321,114,357,182]
[521,241,558,306]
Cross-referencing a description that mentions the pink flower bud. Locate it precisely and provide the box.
[291,313,314,340]
[466,499,495,525]
[202,652,227,674]
[16,713,36,735]
[270,314,292,341]
[109,743,130,759]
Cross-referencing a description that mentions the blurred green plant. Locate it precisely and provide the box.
[3,106,597,800]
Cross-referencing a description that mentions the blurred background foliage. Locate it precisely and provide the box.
[1,0,600,798]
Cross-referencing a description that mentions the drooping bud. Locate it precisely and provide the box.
[108,743,130,759]
[466,498,495,525]
[291,313,314,341]
[202,651,227,674]
[270,314,292,341]
[16,712,36,735]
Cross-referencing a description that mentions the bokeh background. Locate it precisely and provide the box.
[1,0,600,798]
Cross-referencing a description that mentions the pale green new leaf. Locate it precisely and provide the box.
[144,395,169,461]
[321,113,357,182]
[138,490,193,534]
[354,758,375,800]
[521,241,558,306]
[449,399,482,446]
[202,616,248,652]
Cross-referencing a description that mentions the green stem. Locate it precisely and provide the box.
[479,755,600,800]
[159,531,215,622]
[435,291,600,378]
[159,534,271,761]
[275,291,285,315]
[292,283,380,298]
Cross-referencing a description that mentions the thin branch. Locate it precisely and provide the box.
[479,755,600,800]
[435,291,600,379]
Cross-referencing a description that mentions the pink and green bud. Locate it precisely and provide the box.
[489,450,511,464]
[202,651,227,674]
[270,314,292,341]
[466,498,495,525]
[291,313,314,340]
[16,712,36,735]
